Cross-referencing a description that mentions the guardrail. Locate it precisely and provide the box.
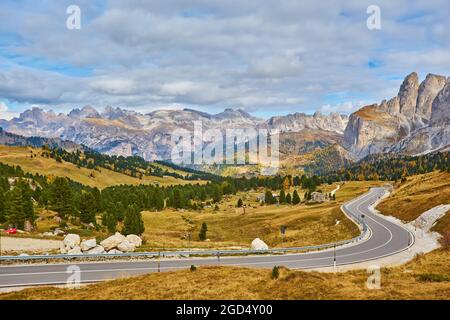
[0,193,373,262]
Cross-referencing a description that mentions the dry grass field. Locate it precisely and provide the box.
[377,171,450,238]
[2,248,448,300]
[140,181,384,250]
[0,145,197,189]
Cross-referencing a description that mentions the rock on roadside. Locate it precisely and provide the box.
[63,234,80,249]
[80,239,97,252]
[87,245,106,255]
[117,240,136,252]
[126,234,142,247]
[251,238,269,250]
[100,232,126,251]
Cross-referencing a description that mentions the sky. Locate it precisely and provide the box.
[0,0,449,119]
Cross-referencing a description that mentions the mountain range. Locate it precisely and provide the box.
[0,105,348,161]
[0,72,449,164]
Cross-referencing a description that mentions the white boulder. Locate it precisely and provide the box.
[251,238,269,251]
[80,239,97,252]
[117,240,136,252]
[125,234,142,247]
[42,232,55,237]
[87,245,106,255]
[67,246,82,255]
[107,249,123,254]
[53,228,65,236]
[100,232,126,251]
[63,234,81,249]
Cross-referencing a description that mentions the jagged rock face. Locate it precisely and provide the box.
[430,79,450,126]
[416,74,447,119]
[264,112,348,134]
[343,105,408,158]
[343,72,450,159]
[398,72,419,116]
[386,96,400,114]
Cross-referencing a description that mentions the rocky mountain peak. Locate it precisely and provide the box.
[416,73,447,118]
[69,105,100,119]
[430,78,450,126]
[398,72,419,116]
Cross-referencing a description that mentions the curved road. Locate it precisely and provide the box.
[0,187,414,288]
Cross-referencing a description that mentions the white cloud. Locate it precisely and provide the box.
[0,102,19,120]
[0,0,449,115]
[319,101,368,114]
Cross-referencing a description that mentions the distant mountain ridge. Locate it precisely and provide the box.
[0,105,348,161]
[0,127,82,151]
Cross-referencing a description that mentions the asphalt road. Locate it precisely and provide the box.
[0,187,414,288]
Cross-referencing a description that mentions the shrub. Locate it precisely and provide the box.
[271,266,280,279]
[190,265,197,272]
[199,222,208,241]
[417,273,450,282]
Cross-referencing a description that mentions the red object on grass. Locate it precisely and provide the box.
[5,228,17,234]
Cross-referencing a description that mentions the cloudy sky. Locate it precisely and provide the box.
[0,0,449,119]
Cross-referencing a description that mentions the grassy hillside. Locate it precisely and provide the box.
[140,181,382,250]
[2,248,448,300]
[0,145,195,189]
[376,171,450,238]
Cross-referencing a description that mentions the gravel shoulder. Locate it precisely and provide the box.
[1,237,62,253]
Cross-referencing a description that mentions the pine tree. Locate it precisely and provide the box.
[0,186,6,223]
[50,177,73,219]
[264,190,276,205]
[79,191,96,224]
[5,187,25,229]
[286,193,292,204]
[17,179,35,224]
[292,190,301,205]
[198,222,208,241]
[102,210,117,234]
[279,190,286,203]
[154,189,165,211]
[173,188,184,209]
[122,204,145,235]
[212,184,223,203]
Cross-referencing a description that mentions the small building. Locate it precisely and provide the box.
[310,191,326,203]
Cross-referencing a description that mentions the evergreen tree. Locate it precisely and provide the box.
[17,179,35,224]
[198,222,208,241]
[279,190,286,203]
[286,193,292,204]
[4,187,25,229]
[199,189,207,201]
[173,188,185,209]
[0,186,6,223]
[102,210,118,234]
[50,177,73,219]
[91,187,102,213]
[211,184,223,203]
[79,191,96,224]
[154,189,165,211]
[122,204,145,235]
[264,190,276,205]
[292,190,301,205]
